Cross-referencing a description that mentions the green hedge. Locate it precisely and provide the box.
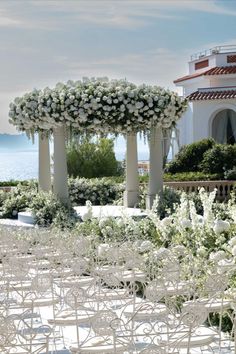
[0,180,31,187]
[166,138,215,173]
[164,172,222,182]
[200,144,236,177]
[140,172,221,183]
[68,177,124,206]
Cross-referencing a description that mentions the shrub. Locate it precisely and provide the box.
[200,144,236,176]
[166,138,215,173]
[164,172,221,182]
[0,180,30,187]
[224,167,236,180]
[67,138,123,178]
[0,190,7,209]
[156,187,181,218]
[68,177,124,206]
[0,182,37,218]
[139,185,181,218]
[29,191,76,228]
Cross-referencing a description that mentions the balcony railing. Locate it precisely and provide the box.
[191,45,236,61]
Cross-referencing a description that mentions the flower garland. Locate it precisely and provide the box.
[9,78,188,134]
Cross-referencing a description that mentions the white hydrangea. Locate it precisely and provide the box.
[180,218,192,229]
[209,250,226,262]
[213,220,230,234]
[232,245,236,257]
[138,240,153,253]
[9,78,187,134]
[97,243,110,258]
[229,236,236,247]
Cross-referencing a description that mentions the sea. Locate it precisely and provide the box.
[0,151,38,181]
[0,149,151,182]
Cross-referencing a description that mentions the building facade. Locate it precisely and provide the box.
[174,45,236,147]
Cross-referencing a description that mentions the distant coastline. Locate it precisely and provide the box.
[0,133,150,181]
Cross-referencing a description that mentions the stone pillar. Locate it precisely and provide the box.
[53,125,69,204]
[146,126,163,209]
[38,132,51,192]
[123,133,139,207]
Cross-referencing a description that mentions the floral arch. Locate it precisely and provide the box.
[9,78,187,208]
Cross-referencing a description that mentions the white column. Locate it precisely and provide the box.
[146,126,163,209]
[123,133,139,207]
[38,132,51,192]
[53,125,69,204]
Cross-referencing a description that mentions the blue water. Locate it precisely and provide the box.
[0,134,152,181]
[0,151,151,182]
[0,151,38,181]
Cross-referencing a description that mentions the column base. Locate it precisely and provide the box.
[146,194,158,210]
[123,190,139,208]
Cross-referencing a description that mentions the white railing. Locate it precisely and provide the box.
[191,45,236,61]
[164,180,235,201]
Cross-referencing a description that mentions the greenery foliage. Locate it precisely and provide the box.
[200,144,236,177]
[0,182,37,218]
[29,191,76,228]
[163,172,221,182]
[68,177,124,206]
[166,138,215,173]
[0,180,30,187]
[224,167,236,180]
[166,138,236,180]
[67,138,123,178]
[138,185,181,218]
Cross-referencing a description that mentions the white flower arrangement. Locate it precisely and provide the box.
[68,177,124,206]
[9,78,187,134]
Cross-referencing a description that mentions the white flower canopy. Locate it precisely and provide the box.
[9,78,187,134]
[9,78,187,209]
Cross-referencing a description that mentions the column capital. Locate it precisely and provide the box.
[53,125,66,136]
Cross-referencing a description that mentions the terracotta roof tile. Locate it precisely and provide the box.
[187,89,236,101]
[205,66,236,75]
[174,66,236,83]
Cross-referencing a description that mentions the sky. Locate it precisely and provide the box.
[1,0,236,135]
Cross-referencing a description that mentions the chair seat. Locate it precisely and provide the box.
[48,310,95,325]
[19,297,60,307]
[159,327,216,349]
[184,298,231,313]
[70,337,129,353]
[123,301,168,321]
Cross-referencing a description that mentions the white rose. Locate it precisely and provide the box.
[161,217,172,227]
[172,245,186,256]
[152,247,171,261]
[97,244,110,258]
[209,250,226,262]
[213,220,230,234]
[232,245,236,256]
[180,218,192,229]
[139,240,153,253]
[229,237,236,247]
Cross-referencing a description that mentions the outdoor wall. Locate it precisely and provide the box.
[177,105,193,146]
[177,99,236,147]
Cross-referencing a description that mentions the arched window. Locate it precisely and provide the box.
[212,109,236,144]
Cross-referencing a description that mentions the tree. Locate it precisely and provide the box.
[66,137,123,178]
